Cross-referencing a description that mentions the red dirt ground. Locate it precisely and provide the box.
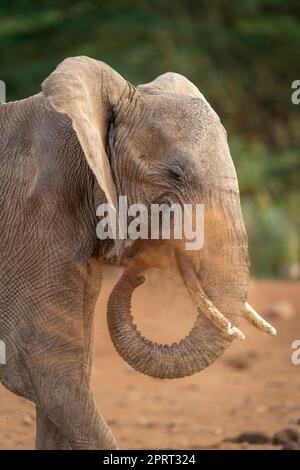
[0,267,299,449]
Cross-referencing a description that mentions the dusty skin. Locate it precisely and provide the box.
[0,56,253,448]
[0,270,299,450]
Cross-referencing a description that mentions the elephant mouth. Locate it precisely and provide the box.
[103,237,171,267]
[105,240,276,379]
[104,238,138,263]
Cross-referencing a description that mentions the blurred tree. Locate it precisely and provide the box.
[0,0,299,277]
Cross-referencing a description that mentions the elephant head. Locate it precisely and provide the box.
[42,57,276,380]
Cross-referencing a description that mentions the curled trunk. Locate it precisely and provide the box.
[107,191,249,379]
[108,265,227,379]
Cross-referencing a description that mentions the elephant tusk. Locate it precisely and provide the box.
[175,251,245,341]
[192,291,246,341]
[243,302,277,336]
[190,291,246,341]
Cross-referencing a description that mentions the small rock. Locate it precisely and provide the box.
[288,418,300,425]
[225,356,250,370]
[241,442,250,449]
[281,442,300,450]
[273,428,299,445]
[168,399,178,407]
[194,426,220,435]
[126,383,136,391]
[255,405,268,414]
[225,350,260,370]
[165,421,181,433]
[247,350,260,360]
[166,421,177,429]
[226,432,271,444]
[266,301,295,320]
[152,394,163,401]
[184,384,198,391]
[137,417,155,428]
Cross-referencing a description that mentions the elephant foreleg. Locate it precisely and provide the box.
[36,406,70,450]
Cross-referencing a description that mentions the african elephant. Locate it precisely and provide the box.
[0,56,276,449]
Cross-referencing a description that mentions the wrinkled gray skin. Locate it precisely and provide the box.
[0,57,249,449]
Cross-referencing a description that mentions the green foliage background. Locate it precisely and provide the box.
[1,0,299,277]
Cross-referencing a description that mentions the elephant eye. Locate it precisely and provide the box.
[168,165,184,182]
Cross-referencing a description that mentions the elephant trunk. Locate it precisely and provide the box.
[107,190,250,379]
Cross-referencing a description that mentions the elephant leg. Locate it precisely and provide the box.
[30,262,114,449]
[33,368,117,450]
[36,406,70,450]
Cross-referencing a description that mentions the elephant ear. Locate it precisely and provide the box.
[138,72,209,102]
[42,56,129,211]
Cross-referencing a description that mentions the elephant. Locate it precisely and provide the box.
[0,56,276,450]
